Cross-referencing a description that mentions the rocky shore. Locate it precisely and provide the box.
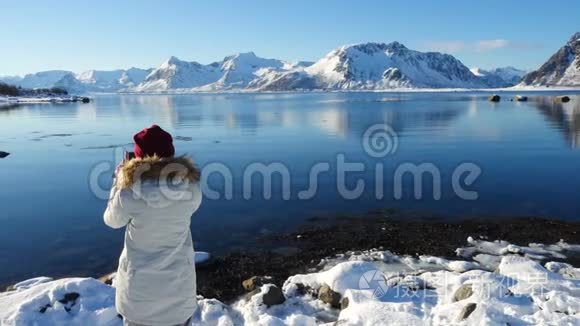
[196,210,580,302]
[2,210,580,325]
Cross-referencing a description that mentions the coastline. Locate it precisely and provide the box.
[196,211,580,302]
[3,211,579,300]
[115,86,580,95]
[0,95,90,104]
[2,212,580,325]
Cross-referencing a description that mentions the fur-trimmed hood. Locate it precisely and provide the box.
[116,155,200,189]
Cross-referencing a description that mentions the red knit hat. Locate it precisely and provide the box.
[133,125,175,158]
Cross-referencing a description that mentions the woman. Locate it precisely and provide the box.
[104,125,202,326]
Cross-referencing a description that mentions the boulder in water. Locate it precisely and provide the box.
[0,151,10,158]
[554,96,570,103]
[488,95,501,102]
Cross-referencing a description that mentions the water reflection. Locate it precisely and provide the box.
[532,97,580,148]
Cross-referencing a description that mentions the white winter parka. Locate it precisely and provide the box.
[104,156,202,325]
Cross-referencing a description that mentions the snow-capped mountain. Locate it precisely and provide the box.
[55,68,153,92]
[133,57,222,92]
[200,52,286,90]
[1,70,73,89]
[0,75,24,86]
[134,52,295,92]
[1,68,152,93]
[470,67,526,87]
[296,42,486,90]
[133,43,492,92]
[519,32,580,86]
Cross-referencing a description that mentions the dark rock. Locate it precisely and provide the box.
[340,297,349,310]
[453,284,473,302]
[318,284,341,308]
[514,95,528,102]
[242,276,272,292]
[554,96,571,103]
[58,292,80,304]
[488,95,501,102]
[295,283,313,296]
[98,272,116,285]
[58,292,80,313]
[457,303,477,321]
[81,97,90,103]
[0,151,9,158]
[39,303,52,313]
[261,285,285,306]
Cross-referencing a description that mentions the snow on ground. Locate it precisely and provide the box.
[1,239,579,325]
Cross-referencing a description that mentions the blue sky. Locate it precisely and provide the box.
[1,0,579,76]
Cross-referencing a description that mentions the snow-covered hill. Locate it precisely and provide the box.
[1,70,73,89]
[470,66,526,87]
[201,52,286,91]
[134,52,303,92]
[55,68,152,93]
[519,32,580,87]
[133,57,222,92]
[0,68,152,93]
[297,42,486,90]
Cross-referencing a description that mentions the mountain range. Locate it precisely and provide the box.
[2,33,579,93]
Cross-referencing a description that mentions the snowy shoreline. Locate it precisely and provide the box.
[1,216,580,325]
[0,95,90,104]
[1,237,579,325]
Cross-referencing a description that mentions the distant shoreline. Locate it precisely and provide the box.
[114,87,580,95]
[0,95,90,104]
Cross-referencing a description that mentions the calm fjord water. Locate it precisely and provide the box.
[1,92,580,284]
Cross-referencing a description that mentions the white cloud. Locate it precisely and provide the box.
[474,39,511,52]
[421,41,466,54]
[423,39,543,54]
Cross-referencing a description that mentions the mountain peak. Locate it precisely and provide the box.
[223,52,257,62]
[386,41,408,50]
[520,33,580,86]
[166,56,182,65]
[568,32,580,45]
[344,42,408,54]
[237,51,257,58]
